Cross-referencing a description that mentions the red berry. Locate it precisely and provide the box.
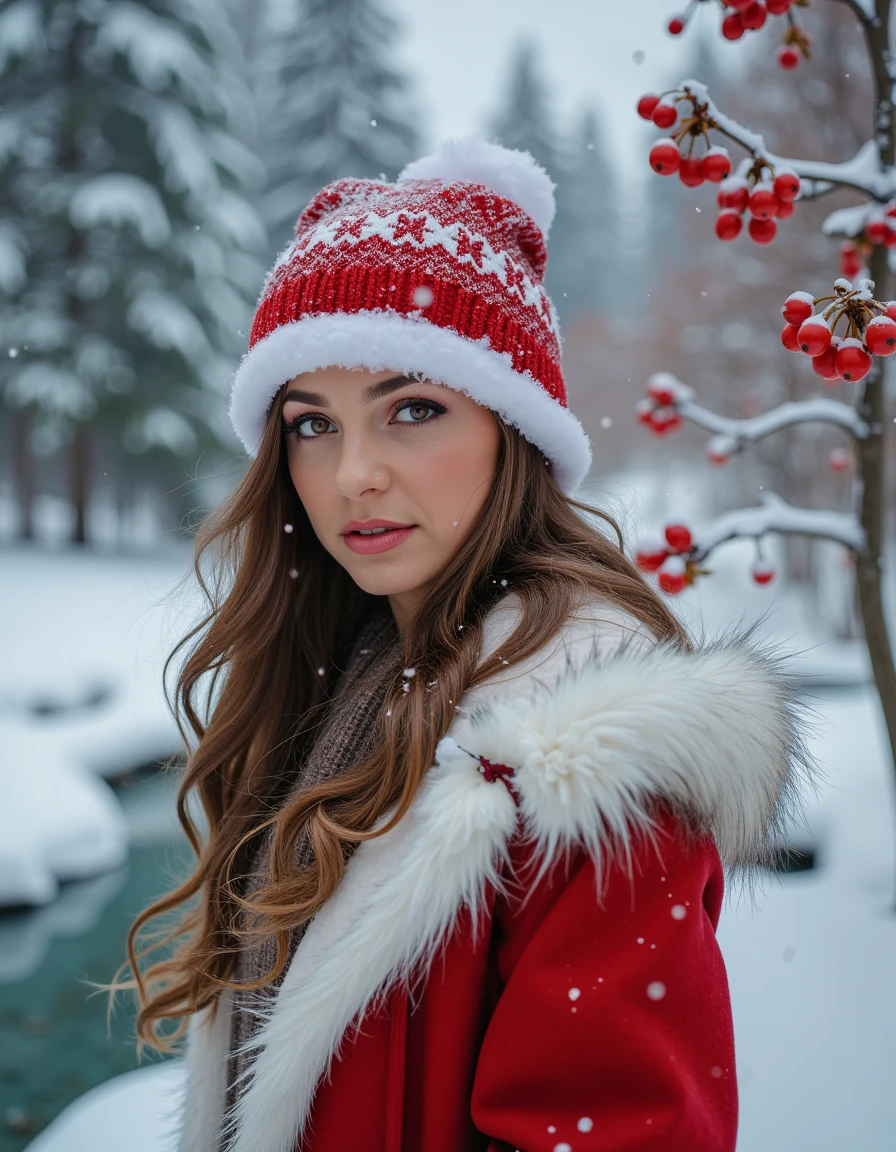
[782,292,814,326]
[748,216,777,244]
[773,171,800,201]
[722,12,746,38]
[636,398,655,425]
[647,378,676,405]
[751,562,775,586]
[828,447,850,473]
[797,316,832,356]
[885,229,896,248]
[650,407,681,434]
[835,340,873,382]
[708,447,730,466]
[718,180,749,212]
[741,2,768,30]
[727,0,753,9]
[866,218,890,245]
[865,315,896,356]
[664,524,693,552]
[679,156,705,187]
[649,139,682,176]
[778,46,800,69]
[636,547,669,572]
[652,102,678,129]
[668,16,685,34]
[811,346,840,382]
[748,184,778,219]
[775,197,795,219]
[766,0,792,13]
[659,570,688,595]
[715,211,743,241]
[781,323,802,353]
[637,94,661,120]
[702,149,731,183]
[885,302,896,322]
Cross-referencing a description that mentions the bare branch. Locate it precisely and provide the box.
[648,373,870,457]
[692,493,866,560]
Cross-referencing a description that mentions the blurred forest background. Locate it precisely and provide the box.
[0,0,885,630]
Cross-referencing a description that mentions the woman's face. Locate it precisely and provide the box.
[281,366,501,629]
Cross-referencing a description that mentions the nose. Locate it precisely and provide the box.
[333,431,390,500]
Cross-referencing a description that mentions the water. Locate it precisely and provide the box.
[0,772,188,1150]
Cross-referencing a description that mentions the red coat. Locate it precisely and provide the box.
[176,599,807,1152]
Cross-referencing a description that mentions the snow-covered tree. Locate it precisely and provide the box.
[252,0,421,257]
[632,0,896,876]
[0,0,266,542]
[551,107,624,319]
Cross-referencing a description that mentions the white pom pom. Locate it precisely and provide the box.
[398,135,556,238]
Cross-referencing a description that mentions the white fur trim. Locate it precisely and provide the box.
[399,135,557,238]
[183,618,815,1151]
[466,622,816,881]
[228,310,592,494]
[176,988,232,1152]
[222,751,518,1152]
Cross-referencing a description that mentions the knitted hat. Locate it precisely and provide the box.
[229,136,592,493]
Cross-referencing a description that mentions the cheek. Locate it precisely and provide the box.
[286,448,328,525]
[408,419,499,519]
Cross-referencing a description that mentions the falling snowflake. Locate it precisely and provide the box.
[577,1117,593,1132]
[671,904,687,920]
[647,981,666,1001]
[284,523,294,533]
[568,987,581,1001]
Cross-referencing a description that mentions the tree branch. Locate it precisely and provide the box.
[648,372,870,453]
[678,80,895,200]
[691,492,866,560]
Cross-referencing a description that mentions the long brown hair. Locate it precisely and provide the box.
[119,383,688,1053]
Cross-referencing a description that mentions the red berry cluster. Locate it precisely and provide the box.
[639,87,801,245]
[839,203,896,278]
[637,526,776,593]
[636,525,702,594]
[636,377,684,436]
[665,0,811,70]
[781,278,896,384]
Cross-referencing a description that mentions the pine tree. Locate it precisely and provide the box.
[254,0,422,256]
[552,107,624,319]
[0,0,266,542]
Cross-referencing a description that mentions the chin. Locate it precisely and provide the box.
[344,565,427,599]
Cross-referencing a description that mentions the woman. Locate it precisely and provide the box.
[125,137,813,1152]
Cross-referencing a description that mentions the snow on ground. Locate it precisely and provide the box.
[25,1062,184,1152]
[1,545,195,906]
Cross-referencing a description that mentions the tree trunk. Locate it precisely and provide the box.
[70,420,90,546]
[853,0,896,908]
[11,407,35,541]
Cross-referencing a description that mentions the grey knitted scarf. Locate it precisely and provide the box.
[224,609,401,1119]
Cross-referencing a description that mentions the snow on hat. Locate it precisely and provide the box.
[228,135,592,493]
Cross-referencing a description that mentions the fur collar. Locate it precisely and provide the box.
[178,614,815,1152]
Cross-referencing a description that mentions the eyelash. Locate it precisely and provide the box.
[282,397,448,439]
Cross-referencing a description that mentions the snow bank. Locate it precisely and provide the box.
[25,1061,185,1152]
[0,546,195,907]
[0,724,128,906]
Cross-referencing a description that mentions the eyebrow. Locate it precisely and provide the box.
[281,373,424,408]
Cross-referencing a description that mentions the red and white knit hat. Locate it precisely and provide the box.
[229,136,592,493]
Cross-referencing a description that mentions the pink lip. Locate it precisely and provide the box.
[341,520,416,555]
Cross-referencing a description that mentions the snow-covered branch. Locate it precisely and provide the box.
[692,492,866,559]
[680,80,894,201]
[648,372,870,457]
